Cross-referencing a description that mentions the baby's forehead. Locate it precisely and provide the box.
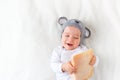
[63,27,81,35]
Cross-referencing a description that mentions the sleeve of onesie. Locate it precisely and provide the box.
[93,56,99,67]
[50,47,63,73]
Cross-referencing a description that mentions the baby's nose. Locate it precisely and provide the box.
[67,37,74,42]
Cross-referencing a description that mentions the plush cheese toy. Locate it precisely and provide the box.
[71,49,94,80]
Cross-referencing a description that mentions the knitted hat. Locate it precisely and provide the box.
[58,17,91,45]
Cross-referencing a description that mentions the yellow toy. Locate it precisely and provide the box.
[71,49,94,80]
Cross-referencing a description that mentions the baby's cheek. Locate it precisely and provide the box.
[75,40,80,46]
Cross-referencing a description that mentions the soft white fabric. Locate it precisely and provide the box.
[0,0,120,80]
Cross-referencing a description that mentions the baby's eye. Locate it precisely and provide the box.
[65,35,69,37]
[73,37,79,39]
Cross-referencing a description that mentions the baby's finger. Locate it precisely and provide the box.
[92,55,96,61]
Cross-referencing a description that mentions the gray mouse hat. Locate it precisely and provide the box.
[58,17,91,45]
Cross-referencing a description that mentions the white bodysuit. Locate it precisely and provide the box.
[51,45,89,80]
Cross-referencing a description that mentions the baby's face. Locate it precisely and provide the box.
[62,26,81,50]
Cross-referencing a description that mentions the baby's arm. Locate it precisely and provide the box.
[61,61,76,74]
[89,55,96,65]
[82,46,99,67]
[50,48,63,73]
[81,46,98,66]
[51,47,76,74]
[89,55,99,67]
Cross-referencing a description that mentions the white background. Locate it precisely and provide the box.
[0,0,120,80]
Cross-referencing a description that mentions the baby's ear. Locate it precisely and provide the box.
[84,27,91,38]
[58,17,68,25]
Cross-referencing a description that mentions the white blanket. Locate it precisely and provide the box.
[0,0,120,80]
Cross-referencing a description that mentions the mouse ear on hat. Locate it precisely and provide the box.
[84,27,91,38]
[58,17,68,25]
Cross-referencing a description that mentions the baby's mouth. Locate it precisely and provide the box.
[67,43,73,46]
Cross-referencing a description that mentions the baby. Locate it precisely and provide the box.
[51,17,97,80]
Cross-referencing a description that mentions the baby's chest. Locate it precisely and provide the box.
[60,52,73,63]
[60,50,84,63]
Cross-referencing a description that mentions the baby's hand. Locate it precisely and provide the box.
[89,55,96,66]
[62,61,76,74]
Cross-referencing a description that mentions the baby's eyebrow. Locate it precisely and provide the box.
[72,33,80,37]
[73,35,80,38]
